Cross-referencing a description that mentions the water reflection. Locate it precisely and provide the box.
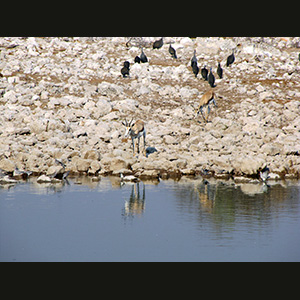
[170,178,300,236]
[195,180,216,213]
[30,179,70,195]
[122,182,146,218]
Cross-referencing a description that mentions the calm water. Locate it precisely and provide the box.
[0,176,299,262]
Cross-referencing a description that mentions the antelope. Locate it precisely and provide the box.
[195,90,218,123]
[122,118,146,156]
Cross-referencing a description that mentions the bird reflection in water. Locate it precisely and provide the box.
[122,182,146,219]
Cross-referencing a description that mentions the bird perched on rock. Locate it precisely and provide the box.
[191,50,197,66]
[140,48,148,63]
[153,37,163,49]
[192,61,199,77]
[226,50,235,67]
[169,44,177,58]
[208,68,215,87]
[217,62,223,79]
[260,166,270,183]
[13,167,32,180]
[48,159,70,180]
[201,65,208,81]
[121,61,130,78]
[124,61,130,69]
[134,56,141,63]
[121,66,129,78]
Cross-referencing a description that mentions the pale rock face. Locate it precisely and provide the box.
[0,37,299,180]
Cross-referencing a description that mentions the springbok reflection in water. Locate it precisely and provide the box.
[122,182,146,218]
[195,180,217,213]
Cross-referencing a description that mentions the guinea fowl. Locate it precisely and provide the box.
[192,61,199,77]
[153,37,163,49]
[208,68,215,87]
[226,50,235,67]
[123,61,130,69]
[217,62,223,78]
[121,61,130,78]
[169,44,177,58]
[201,65,208,81]
[121,66,129,78]
[134,56,141,63]
[140,48,148,63]
[191,50,197,66]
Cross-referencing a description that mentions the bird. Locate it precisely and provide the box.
[121,61,130,78]
[13,167,32,180]
[121,66,129,78]
[169,44,177,59]
[201,65,208,81]
[134,56,141,63]
[123,61,130,69]
[191,50,197,66]
[52,159,70,180]
[153,37,163,49]
[217,62,223,79]
[140,48,148,63]
[208,68,215,87]
[192,61,199,77]
[260,166,270,183]
[226,50,235,67]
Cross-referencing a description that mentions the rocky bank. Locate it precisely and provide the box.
[0,37,300,182]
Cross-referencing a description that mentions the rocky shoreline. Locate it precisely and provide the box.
[0,37,300,183]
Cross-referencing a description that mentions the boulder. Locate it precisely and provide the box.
[109,156,131,172]
[231,155,266,176]
[261,143,281,156]
[112,98,139,113]
[36,175,52,183]
[71,156,91,172]
[163,135,178,145]
[0,159,16,172]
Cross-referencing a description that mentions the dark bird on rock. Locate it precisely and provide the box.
[153,37,163,49]
[134,56,141,63]
[121,61,130,78]
[191,50,197,66]
[140,48,148,63]
[208,68,215,87]
[260,166,270,183]
[121,66,129,78]
[169,44,177,58]
[192,61,199,77]
[123,61,130,69]
[217,62,223,79]
[201,65,208,81]
[226,50,235,67]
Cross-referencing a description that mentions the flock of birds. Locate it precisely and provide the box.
[120,37,236,91]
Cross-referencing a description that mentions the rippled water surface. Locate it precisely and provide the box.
[1,177,299,261]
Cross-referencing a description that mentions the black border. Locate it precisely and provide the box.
[2,3,297,37]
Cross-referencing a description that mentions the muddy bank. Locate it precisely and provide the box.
[0,37,300,181]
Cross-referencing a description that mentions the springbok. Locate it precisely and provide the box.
[195,90,218,123]
[122,118,146,156]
